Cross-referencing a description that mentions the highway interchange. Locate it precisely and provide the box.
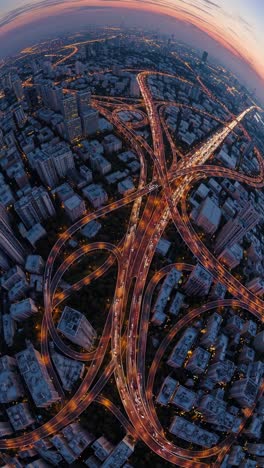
[5,44,264,466]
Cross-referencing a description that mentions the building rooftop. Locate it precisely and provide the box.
[7,402,34,431]
[57,307,84,337]
[81,220,101,239]
[51,349,85,391]
[0,356,25,403]
[25,255,44,274]
[169,416,219,448]
[26,223,47,246]
[171,385,196,411]
[16,342,60,407]
[156,376,178,406]
[64,194,84,211]
[168,327,198,368]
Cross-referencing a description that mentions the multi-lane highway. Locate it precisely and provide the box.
[4,57,264,467]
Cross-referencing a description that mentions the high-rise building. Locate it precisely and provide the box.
[15,196,40,229]
[0,356,25,403]
[16,342,60,408]
[0,202,11,229]
[130,76,140,97]
[10,298,38,321]
[33,150,59,188]
[202,51,208,63]
[2,314,16,347]
[43,60,53,76]
[64,117,82,142]
[0,251,10,270]
[101,436,135,467]
[0,214,25,267]
[102,134,122,154]
[82,183,108,208]
[85,44,94,59]
[183,264,213,296]
[1,265,25,290]
[28,143,75,185]
[50,348,85,392]
[13,168,29,188]
[7,403,34,431]
[217,243,243,269]
[2,73,12,90]
[75,60,85,75]
[169,416,219,448]
[200,313,222,347]
[168,328,198,368]
[62,422,94,458]
[253,331,264,353]
[43,142,75,178]
[215,203,260,255]
[15,186,56,228]
[64,195,86,222]
[243,140,254,158]
[39,83,63,111]
[196,197,221,235]
[60,95,78,120]
[12,77,24,100]
[13,106,27,128]
[57,306,97,351]
[31,186,56,220]
[229,378,258,407]
[25,86,39,109]
[189,85,201,102]
[80,109,99,137]
[58,94,84,142]
[77,90,91,114]
[0,129,4,147]
[224,315,244,335]
[246,277,264,296]
[207,360,235,384]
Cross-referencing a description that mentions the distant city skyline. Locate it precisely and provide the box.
[0,1,263,98]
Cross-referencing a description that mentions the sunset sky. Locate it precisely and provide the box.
[0,1,263,97]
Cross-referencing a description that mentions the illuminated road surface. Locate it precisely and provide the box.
[4,53,264,467]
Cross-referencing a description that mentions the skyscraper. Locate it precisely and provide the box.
[215,203,260,255]
[60,94,82,142]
